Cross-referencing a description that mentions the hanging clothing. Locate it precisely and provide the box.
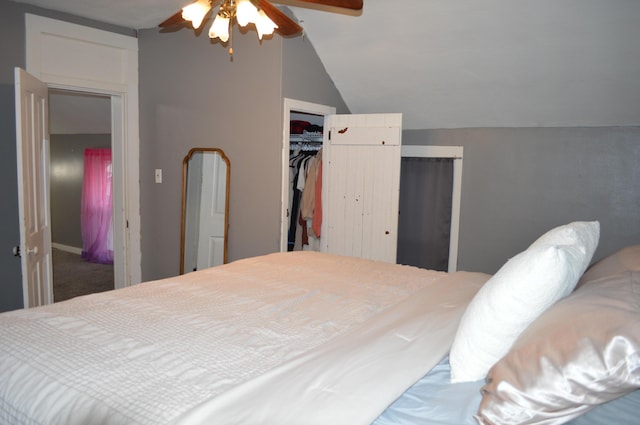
[312,159,322,238]
[300,151,320,221]
[288,152,314,251]
[289,143,323,251]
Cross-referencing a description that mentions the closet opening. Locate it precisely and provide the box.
[287,111,324,252]
[397,157,453,271]
[398,146,463,272]
[280,99,335,252]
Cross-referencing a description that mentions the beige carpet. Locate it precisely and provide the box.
[53,248,114,302]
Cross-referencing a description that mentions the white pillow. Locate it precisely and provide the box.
[449,221,600,383]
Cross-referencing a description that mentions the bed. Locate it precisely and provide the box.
[1,221,639,425]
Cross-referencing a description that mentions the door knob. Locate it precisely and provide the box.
[27,246,38,255]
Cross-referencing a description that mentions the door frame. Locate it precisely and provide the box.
[24,14,140,295]
[280,98,335,252]
[401,145,463,272]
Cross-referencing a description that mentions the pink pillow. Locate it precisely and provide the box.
[477,271,640,424]
[578,244,640,285]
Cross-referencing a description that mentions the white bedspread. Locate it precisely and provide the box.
[0,252,489,425]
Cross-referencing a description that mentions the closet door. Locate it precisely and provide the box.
[321,113,402,262]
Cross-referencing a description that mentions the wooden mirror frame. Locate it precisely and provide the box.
[180,147,230,274]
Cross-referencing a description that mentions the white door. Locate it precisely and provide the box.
[321,113,402,262]
[196,152,227,269]
[15,68,53,308]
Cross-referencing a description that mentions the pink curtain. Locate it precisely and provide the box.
[81,148,114,264]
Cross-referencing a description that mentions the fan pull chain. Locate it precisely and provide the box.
[228,21,234,60]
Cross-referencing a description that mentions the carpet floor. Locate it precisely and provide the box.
[53,248,114,302]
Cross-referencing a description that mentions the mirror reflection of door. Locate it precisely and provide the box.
[181,148,230,273]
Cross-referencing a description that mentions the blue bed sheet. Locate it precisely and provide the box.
[372,356,482,425]
[373,356,640,425]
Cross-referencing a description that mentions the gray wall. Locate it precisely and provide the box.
[50,134,111,249]
[138,24,348,281]
[0,0,24,312]
[282,35,348,110]
[0,0,133,312]
[404,127,640,274]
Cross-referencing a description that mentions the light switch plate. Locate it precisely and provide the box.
[155,169,162,183]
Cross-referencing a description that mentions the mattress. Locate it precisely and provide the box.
[0,251,489,425]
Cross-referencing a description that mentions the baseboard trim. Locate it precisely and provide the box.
[52,243,82,255]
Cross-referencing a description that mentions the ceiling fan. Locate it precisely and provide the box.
[159,0,363,47]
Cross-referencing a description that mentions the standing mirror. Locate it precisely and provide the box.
[181,148,230,274]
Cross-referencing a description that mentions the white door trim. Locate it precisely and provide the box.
[281,98,335,252]
[401,145,463,272]
[25,14,141,291]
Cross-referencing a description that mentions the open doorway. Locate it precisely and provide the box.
[19,14,140,309]
[49,90,114,301]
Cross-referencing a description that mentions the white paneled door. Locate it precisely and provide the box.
[321,114,402,263]
[14,68,53,308]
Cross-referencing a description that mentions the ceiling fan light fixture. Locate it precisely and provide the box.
[181,0,212,29]
[163,0,355,56]
[235,0,260,27]
[208,14,231,42]
[255,10,278,39]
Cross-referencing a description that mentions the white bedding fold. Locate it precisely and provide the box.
[172,270,489,425]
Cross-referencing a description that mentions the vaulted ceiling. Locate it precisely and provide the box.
[12,0,640,131]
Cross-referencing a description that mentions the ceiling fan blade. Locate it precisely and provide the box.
[255,0,303,36]
[290,0,363,10]
[159,10,188,28]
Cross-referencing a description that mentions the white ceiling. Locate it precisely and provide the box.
[14,0,187,30]
[14,0,640,131]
